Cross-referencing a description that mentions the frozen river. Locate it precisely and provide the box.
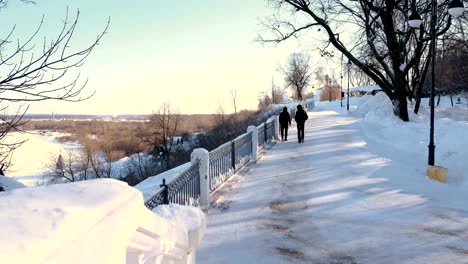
[4,131,80,186]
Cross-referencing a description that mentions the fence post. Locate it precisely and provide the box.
[274,115,279,140]
[160,178,169,204]
[247,126,258,162]
[231,141,236,170]
[264,122,268,144]
[191,148,210,210]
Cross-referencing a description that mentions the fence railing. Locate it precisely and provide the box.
[145,162,200,209]
[265,121,274,144]
[208,142,234,191]
[233,132,252,170]
[257,124,265,147]
[144,119,276,210]
[144,98,314,210]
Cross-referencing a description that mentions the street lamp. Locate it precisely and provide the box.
[341,54,344,107]
[347,60,351,111]
[408,0,464,166]
[341,75,344,107]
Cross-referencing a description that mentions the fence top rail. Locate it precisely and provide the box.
[167,162,200,188]
[233,131,252,143]
[209,141,232,159]
[233,131,252,146]
[135,162,192,202]
[266,116,277,123]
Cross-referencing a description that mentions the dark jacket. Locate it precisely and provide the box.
[294,106,308,124]
[278,108,291,126]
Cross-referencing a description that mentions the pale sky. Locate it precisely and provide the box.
[0,0,334,115]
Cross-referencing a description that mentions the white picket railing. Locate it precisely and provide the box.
[0,179,205,264]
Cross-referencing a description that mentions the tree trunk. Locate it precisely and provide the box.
[393,96,409,121]
[414,97,421,114]
[450,94,453,106]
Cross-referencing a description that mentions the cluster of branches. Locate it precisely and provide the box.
[197,105,273,151]
[46,137,114,184]
[258,84,287,110]
[0,3,109,172]
[315,67,341,102]
[280,52,313,101]
[260,0,467,121]
[138,103,182,171]
[425,37,468,106]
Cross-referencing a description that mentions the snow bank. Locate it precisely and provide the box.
[153,204,206,249]
[135,162,192,201]
[348,85,381,92]
[0,175,26,191]
[0,178,207,264]
[0,179,144,264]
[312,89,467,185]
[351,92,468,185]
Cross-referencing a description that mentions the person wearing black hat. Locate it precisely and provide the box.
[278,107,291,141]
[294,104,308,143]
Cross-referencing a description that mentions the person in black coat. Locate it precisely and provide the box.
[294,104,308,143]
[278,107,291,141]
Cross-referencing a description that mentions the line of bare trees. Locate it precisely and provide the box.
[426,38,468,106]
[259,0,467,121]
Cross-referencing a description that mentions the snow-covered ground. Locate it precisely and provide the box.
[0,179,144,263]
[197,93,468,263]
[0,178,206,263]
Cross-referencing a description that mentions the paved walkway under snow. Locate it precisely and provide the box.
[197,111,468,264]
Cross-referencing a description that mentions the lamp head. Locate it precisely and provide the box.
[408,10,423,28]
[449,0,465,17]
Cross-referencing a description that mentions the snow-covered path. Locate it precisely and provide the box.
[197,110,468,263]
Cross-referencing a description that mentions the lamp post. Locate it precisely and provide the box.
[347,60,351,111]
[341,54,344,107]
[341,75,344,107]
[408,0,464,166]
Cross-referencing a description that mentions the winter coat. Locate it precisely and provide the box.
[279,110,291,126]
[294,109,308,124]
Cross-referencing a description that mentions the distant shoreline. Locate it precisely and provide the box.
[16,113,218,121]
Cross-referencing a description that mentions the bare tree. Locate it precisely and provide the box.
[120,153,162,186]
[0,106,28,170]
[140,103,181,170]
[47,149,80,183]
[80,137,113,179]
[349,66,375,88]
[281,52,312,101]
[46,138,115,184]
[260,0,462,121]
[258,92,272,110]
[215,101,226,127]
[230,88,238,115]
[431,37,468,106]
[0,4,109,171]
[271,84,286,104]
